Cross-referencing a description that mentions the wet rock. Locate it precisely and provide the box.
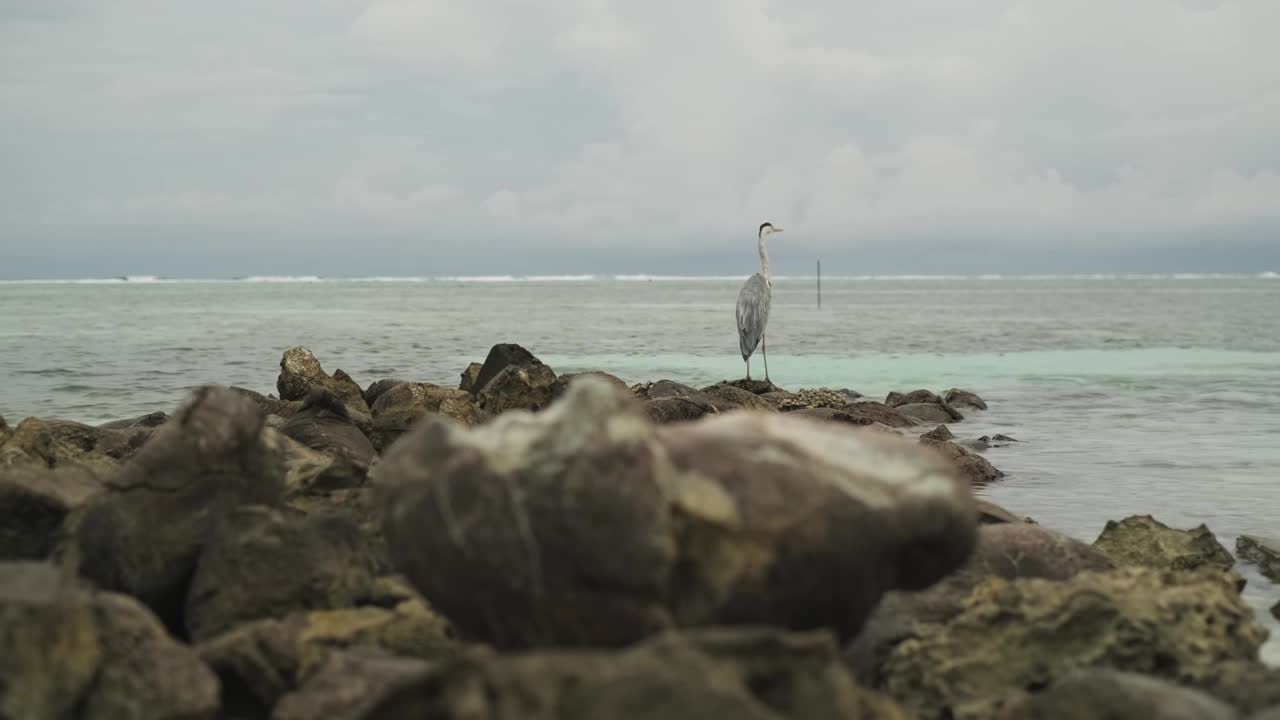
[944,388,989,410]
[974,499,1034,525]
[272,649,433,720]
[635,379,701,400]
[996,669,1239,720]
[643,381,779,423]
[364,378,407,408]
[1093,514,1236,574]
[458,362,483,392]
[876,568,1267,720]
[645,394,723,423]
[185,505,379,642]
[476,363,559,414]
[722,378,786,395]
[72,385,288,629]
[98,411,169,429]
[551,370,630,400]
[0,417,152,470]
[360,627,908,720]
[700,382,778,412]
[850,523,1114,685]
[920,438,1005,484]
[376,376,976,649]
[277,347,370,414]
[886,389,942,407]
[839,401,920,428]
[279,387,376,491]
[0,562,219,720]
[469,343,542,395]
[920,425,955,442]
[197,580,455,714]
[897,402,964,423]
[0,464,105,561]
[368,382,484,451]
[1235,535,1280,582]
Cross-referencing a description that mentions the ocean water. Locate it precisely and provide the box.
[2,273,1279,660]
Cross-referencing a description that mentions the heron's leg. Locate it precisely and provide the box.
[745,356,751,380]
[762,334,770,382]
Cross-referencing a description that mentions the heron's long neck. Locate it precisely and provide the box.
[757,234,771,281]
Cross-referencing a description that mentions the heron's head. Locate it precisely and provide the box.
[758,222,784,239]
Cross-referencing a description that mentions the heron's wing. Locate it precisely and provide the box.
[735,273,771,360]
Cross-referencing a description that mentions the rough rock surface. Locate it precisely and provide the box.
[0,417,152,470]
[0,464,105,561]
[877,568,1267,720]
[551,370,629,399]
[279,387,376,490]
[476,363,559,414]
[944,388,989,410]
[1092,514,1236,573]
[363,379,407,408]
[996,669,1239,720]
[776,387,851,411]
[72,385,289,628]
[721,378,785,395]
[368,382,483,451]
[272,649,433,720]
[974,499,1035,525]
[897,402,964,423]
[921,437,1005,484]
[356,627,908,720]
[98,411,170,430]
[197,578,455,714]
[376,376,977,649]
[1235,535,1280,582]
[276,347,370,414]
[920,425,955,442]
[184,505,379,642]
[229,386,302,420]
[469,343,542,396]
[0,562,219,720]
[886,389,942,407]
[458,362,483,392]
[850,523,1115,685]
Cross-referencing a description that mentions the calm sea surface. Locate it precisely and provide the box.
[2,274,1279,659]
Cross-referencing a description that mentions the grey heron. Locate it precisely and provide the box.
[736,221,783,381]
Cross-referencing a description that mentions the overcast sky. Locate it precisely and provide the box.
[2,0,1278,278]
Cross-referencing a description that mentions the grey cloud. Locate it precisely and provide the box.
[1,0,1278,278]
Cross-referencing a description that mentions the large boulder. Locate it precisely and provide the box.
[0,464,105,561]
[996,669,1239,720]
[886,389,942,407]
[364,379,408,408]
[699,382,778,412]
[0,562,219,720]
[197,577,456,715]
[469,343,543,395]
[1235,535,1280,582]
[458,362,483,392]
[375,376,977,649]
[0,417,152,470]
[277,347,370,414]
[71,385,288,629]
[349,627,907,720]
[897,403,964,424]
[875,567,1268,720]
[368,382,483,451]
[943,388,988,410]
[551,371,630,400]
[1092,514,1236,573]
[476,363,559,414]
[279,387,376,490]
[184,505,380,642]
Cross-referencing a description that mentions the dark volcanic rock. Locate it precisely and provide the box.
[644,394,723,423]
[357,627,908,720]
[1093,514,1236,573]
[876,568,1266,720]
[0,417,152,470]
[277,347,370,414]
[0,464,105,561]
[635,379,701,399]
[72,385,288,628]
[699,382,778,412]
[469,343,542,396]
[920,438,1005,485]
[996,669,1239,720]
[368,382,483,451]
[0,562,219,720]
[885,389,941,407]
[897,402,964,423]
[840,401,920,428]
[98,411,169,430]
[920,424,955,442]
[197,577,456,713]
[272,649,433,720]
[974,499,1035,525]
[643,382,777,423]
[229,386,302,420]
[476,363,559,414]
[1235,535,1280,582]
[376,376,976,649]
[944,388,989,410]
[363,378,407,408]
[184,505,379,642]
[458,362,483,392]
[279,387,376,490]
[721,378,785,395]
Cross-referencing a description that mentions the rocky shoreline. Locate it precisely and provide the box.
[1,342,1278,719]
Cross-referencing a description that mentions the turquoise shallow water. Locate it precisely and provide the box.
[2,275,1278,660]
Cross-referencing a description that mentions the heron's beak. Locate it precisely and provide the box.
[773,227,785,232]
